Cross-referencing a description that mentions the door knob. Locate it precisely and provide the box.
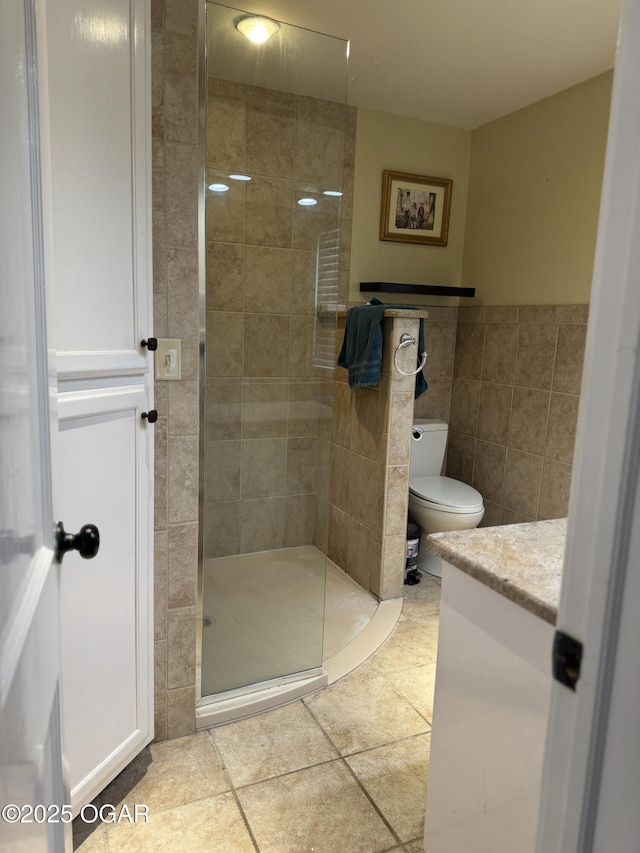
[55,521,100,564]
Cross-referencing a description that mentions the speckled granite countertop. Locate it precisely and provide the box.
[426,519,567,625]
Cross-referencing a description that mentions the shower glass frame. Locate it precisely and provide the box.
[196,1,349,711]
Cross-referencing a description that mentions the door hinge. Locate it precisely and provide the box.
[552,630,583,691]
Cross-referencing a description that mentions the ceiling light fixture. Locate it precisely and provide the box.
[323,190,343,197]
[208,183,229,192]
[235,15,280,44]
[229,174,252,181]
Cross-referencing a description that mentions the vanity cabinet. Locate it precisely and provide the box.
[422,520,564,852]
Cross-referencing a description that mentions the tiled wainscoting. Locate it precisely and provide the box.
[444,304,588,525]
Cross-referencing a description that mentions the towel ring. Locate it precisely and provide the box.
[394,333,428,377]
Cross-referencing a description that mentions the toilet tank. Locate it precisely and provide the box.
[410,419,448,478]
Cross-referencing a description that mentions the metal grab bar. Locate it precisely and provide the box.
[393,333,428,377]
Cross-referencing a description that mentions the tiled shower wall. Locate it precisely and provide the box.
[445,304,588,526]
[204,81,356,558]
[152,0,200,741]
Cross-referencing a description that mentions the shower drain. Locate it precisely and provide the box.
[202,615,215,628]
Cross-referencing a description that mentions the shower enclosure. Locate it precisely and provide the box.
[198,3,349,714]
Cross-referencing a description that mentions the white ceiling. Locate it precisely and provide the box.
[213,0,622,129]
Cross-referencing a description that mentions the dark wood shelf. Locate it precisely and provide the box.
[360,282,476,298]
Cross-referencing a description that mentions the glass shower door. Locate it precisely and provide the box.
[200,3,348,699]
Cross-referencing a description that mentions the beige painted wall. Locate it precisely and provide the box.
[349,109,471,305]
[462,72,613,305]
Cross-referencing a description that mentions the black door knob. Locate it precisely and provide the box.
[55,521,100,564]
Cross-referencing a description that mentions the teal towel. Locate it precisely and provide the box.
[337,298,428,398]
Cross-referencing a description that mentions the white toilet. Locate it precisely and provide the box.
[408,419,484,577]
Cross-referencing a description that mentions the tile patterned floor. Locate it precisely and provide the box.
[74,576,441,852]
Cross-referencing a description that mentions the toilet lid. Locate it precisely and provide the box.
[409,475,484,513]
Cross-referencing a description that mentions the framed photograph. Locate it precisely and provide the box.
[379,169,453,246]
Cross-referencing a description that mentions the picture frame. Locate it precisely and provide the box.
[379,169,453,246]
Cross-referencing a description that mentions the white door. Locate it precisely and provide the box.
[42,0,154,810]
[1,0,69,849]
[537,0,640,849]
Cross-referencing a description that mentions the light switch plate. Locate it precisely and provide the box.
[155,338,182,380]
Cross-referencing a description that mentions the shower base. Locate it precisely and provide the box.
[196,545,402,728]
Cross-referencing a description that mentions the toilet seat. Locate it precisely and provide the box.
[409,475,483,514]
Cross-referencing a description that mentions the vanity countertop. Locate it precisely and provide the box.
[426,518,567,625]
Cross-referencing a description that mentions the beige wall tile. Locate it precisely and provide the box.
[205,440,241,502]
[485,306,518,324]
[458,306,485,324]
[244,314,290,376]
[553,324,587,394]
[449,378,480,436]
[330,445,350,511]
[477,382,513,445]
[244,246,292,315]
[167,606,196,689]
[291,250,317,316]
[294,97,345,186]
[292,194,341,252]
[204,500,240,559]
[453,322,484,380]
[246,102,295,178]
[164,34,198,145]
[314,496,329,550]
[331,381,352,449]
[388,393,415,465]
[242,381,288,438]
[206,311,244,377]
[154,416,168,531]
[545,393,580,464]
[501,507,535,525]
[423,322,456,377]
[166,686,196,739]
[413,377,451,422]
[327,505,349,569]
[503,449,543,518]
[346,518,373,590]
[166,143,198,246]
[206,242,243,312]
[154,531,168,641]
[349,454,384,529]
[288,316,317,377]
[538,460,573,520]
[240,496,288,553]
[206,95,245,170]
[514,324,558,390]
[168,380,199,436]
[245,176,293,248]
[445,431,476,483]
[168,523,198,608]
[472,440,506,505]
[379,535,406,600]
[287,381,321,436]
[205,178,245,244]
[479,500,502,528]
[518,305,557,324]
[508,387,551,455]
[205,381,242,441]
[556,304,589,325]
[385,465,410,536]
[285,493,315,547]
[154,640,167,742]
[286,437,316,494]
[168,436,199,523]
[241,438,287,497]
[351,387,383,461]
[481,324,518,384]
[167,246,199,339]
[165,0,198,37]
